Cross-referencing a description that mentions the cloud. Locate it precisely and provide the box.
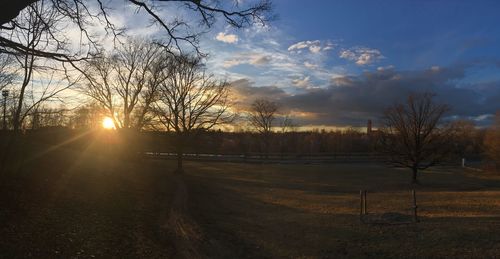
[339,47,384,65]
[304,61,319,69]
[377,65,395,71]
[229,79,287,110]
[251,55,272,65]
[288,40,333,54]
[292,76,312,88]
[223,53,272,68]
[231,63,500,127]
[216,32,239,43]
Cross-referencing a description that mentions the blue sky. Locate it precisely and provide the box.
[276,0,500,71]
[112,0,500,127]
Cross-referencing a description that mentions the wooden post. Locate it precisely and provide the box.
[360,190,363,221]
[412,189,418,222]
[363,190,367,215]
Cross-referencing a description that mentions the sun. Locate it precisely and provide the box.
[102,117,115,129]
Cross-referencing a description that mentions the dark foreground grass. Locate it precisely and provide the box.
[1,145,500,258]
[184,162,500,258]
[0,145,177,258]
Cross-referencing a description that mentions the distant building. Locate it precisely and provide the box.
[367,119,380,137]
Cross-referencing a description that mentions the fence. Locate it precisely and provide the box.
[359,190,419,225]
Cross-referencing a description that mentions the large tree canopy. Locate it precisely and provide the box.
[1,0,272,61]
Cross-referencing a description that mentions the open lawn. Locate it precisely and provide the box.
[0,145,177,258]
[1,147,500,258]
[184,161,500,258]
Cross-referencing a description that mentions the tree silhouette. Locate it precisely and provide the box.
[484,111,500,170]
[248,98,278,157]
[379,92,453,184]
[80,39,167,130]
[1,0,273,62]
[155,55,231,172]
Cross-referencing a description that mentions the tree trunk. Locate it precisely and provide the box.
[411,167,418,184]
[175,136,184,174]
[176,149,183,173]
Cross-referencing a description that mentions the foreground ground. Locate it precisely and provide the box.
[1,145,500,258]
[0,143,178,258]
[184,161,500,258]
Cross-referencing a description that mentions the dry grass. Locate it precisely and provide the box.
[184,162,500,258]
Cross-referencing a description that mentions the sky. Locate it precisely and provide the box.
[77,1,500,128]
[193,0,500,128]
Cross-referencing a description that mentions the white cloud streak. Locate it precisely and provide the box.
[215,32,239,43]
[339,47,384,65]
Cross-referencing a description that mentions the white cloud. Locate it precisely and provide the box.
[377,65,395,71]
[304,61,319,69]
[339,47,384,65]
[292,76,311,88]
[323,43,334,51]
[431,66,440,72]
[223,53,272,68]
[309,45,322,54]
[288,40,332,54]
[216,32,239,43]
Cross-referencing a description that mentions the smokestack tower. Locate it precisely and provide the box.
[367,119,372,135]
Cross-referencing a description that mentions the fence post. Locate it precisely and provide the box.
[412,189,418,222]
[363,190,367,215]
[360,190,363,221]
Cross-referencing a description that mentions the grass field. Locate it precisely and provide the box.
[184,161,500,258]
[1,146,499,258]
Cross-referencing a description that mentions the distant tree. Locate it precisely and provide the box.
[155,55,231,173]
[0,54,14,91]
[69,102,102,129]
[29,105,68,129]
[449,119,480,161]
[248,98,278,157]
[249,99,278,134]
[379,92,453,184]
[484,112,500,170]
[280,114,297,133]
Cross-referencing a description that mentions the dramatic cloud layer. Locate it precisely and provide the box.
[231,63,500,127]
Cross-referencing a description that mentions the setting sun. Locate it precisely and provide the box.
[102,117,115,129]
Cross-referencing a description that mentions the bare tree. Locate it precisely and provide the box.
[449,119,481,162]
[1,0,273,62]
[155,55,231,172]
[0,54,15,91]
[81,39,167,130]
[9,1,74,132]
[484,111,500,170]
[69,102,103,129]
[280,114,297,133]
[249,99,278,134]
[29,105,68,129]
[248,98,278,157]
[379,92,453,184]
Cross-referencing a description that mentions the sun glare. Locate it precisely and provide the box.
[102,117,115,129]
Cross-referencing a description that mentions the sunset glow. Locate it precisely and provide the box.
[102,117,115,129]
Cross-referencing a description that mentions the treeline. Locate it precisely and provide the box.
[1,123,486,160]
